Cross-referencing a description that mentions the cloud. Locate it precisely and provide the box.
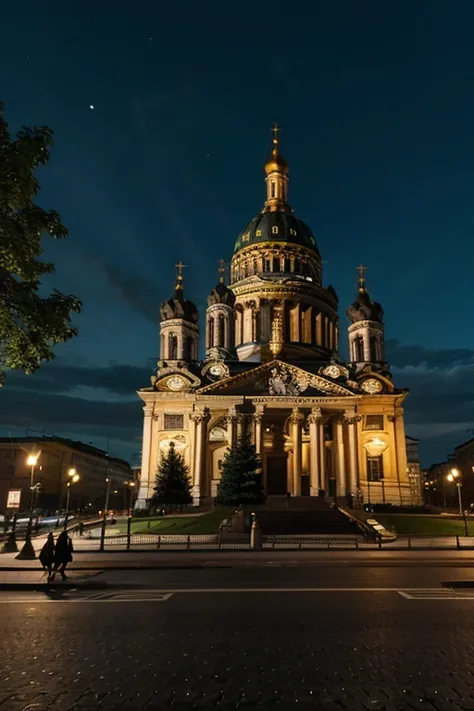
[6,361,151,395]
[102,264,161,323]
[386,339,474,369]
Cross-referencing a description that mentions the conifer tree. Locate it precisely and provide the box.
[216,433,265,506]
[150,441,192,507]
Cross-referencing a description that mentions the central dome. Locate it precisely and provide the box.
[234,211,319,255]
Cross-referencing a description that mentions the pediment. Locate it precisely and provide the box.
[197,360,356,397]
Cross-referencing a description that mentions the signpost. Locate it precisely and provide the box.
[6,489,21,509]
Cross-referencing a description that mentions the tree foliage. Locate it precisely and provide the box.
[0,102,81,377]
[150,441,193,507]
[216,433,266,506]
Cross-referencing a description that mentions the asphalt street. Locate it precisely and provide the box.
[3,561,474,710]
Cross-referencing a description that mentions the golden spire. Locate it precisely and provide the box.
[217,259,226,284]
[269,304,284,358]
[174,260,187,293]
[356,264,367,294]
[264,122,288,176]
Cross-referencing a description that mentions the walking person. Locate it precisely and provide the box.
[39,532,55,580]
[51,530,73,581]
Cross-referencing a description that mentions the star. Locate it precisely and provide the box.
[89,105,95,110]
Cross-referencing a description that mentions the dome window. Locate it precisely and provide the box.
[290,228,297,236]
[256,229,262,237]
[272,226,279,234]
[242,232,250,243]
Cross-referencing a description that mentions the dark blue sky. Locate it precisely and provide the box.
[1,0,474,466]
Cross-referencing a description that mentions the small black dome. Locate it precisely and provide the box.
[347,291,383,324]
[234,211,319,255]
[160,293,199,323]
[207,282,236,307]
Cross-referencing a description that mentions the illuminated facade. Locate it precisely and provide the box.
[136,128,417,508]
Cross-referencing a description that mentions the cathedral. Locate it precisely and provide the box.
[136,128,418,509]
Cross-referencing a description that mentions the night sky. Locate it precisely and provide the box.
[1,1,474,467]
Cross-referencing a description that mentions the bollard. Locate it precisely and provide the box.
[355,537,359,549]
[456,535,460,550]
[408,536,411,549]
[250,514,262,550]
[187,534,191,549]
[378,534,382,549]
[126,516,132,551]
[272,534,276,549]
[157,534,161,549]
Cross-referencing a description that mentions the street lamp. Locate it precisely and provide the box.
[16,451,40,560]
[64,469,80,529]
[99,476,112,552]
[447,468,468,536]
[126,481,136,516]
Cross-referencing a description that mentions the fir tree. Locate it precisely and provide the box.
[216,432,266,506]
[149,441,193,507]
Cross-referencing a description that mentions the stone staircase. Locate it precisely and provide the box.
[255,497,362,535]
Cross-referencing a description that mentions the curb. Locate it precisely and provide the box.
[441,580,474,588]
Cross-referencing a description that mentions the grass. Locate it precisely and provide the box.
[115,508,232,535]
[374,513,474,536]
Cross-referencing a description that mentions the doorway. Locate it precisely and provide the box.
[266,455,288,495]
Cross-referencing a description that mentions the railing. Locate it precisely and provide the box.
[263,534,361,549]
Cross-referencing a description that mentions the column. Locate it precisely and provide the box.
[226,407,237,448]
[214,315,221,348]
[253,407,264,455]
[320,422,326,494]
[190,409,210,504]
[308,407,322,496]
[136,404,154,508]
[345,412,359,497]
[335,416,346,498]
[291,407,303,496]
[236,413,244,441]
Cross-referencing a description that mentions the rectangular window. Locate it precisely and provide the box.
[365,415,384,430]
[367,455,384,482]
[164,414,184,430]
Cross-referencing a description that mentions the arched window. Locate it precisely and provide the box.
[217,315,225,347]
[184,336,193,361]
[264,258,271,272]
[370,336,378,362]
[169,333,178,360]
[272,257,280,272]
[354,336,364,362]
[208,318,215,348]
[294,258,301,273]
[271,182,276,198]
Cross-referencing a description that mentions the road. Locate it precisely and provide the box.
[2,558,474,710]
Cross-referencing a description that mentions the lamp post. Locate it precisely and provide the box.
[447,468,468,537]
[99,476,112,552]
[126,481,136,516]
[64,469,80,530]
[16,452,40,560]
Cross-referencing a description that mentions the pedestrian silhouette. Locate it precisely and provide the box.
[50,530,73,581]
[39,532,55,579]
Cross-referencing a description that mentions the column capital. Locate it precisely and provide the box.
[190,408,210,425]
[307,407,322,424]
[290,407,304,425]
[345,415,361,425]
[252,413,263,425]
[143,404,154,416]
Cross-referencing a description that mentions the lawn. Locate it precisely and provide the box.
[115,508,232,535]
[374,513,474,536]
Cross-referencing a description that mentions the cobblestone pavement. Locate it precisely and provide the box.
[2,573,474,711]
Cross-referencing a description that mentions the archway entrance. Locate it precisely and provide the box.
[266,455,288,494]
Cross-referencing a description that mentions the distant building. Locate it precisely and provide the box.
[453,437,474,508]
[0,437,133,514]
[424,460,454,507]
[405,436,422,505]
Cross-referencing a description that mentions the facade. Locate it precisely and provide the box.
[137,128,417,509]
[0,437,134,514]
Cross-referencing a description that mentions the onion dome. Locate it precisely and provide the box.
[207,281,235,307]
[346,266,384,324]
[159,263,199,323]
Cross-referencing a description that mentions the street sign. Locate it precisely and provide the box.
[6,489,21,509]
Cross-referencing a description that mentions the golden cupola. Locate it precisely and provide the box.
[229,126,340,364]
